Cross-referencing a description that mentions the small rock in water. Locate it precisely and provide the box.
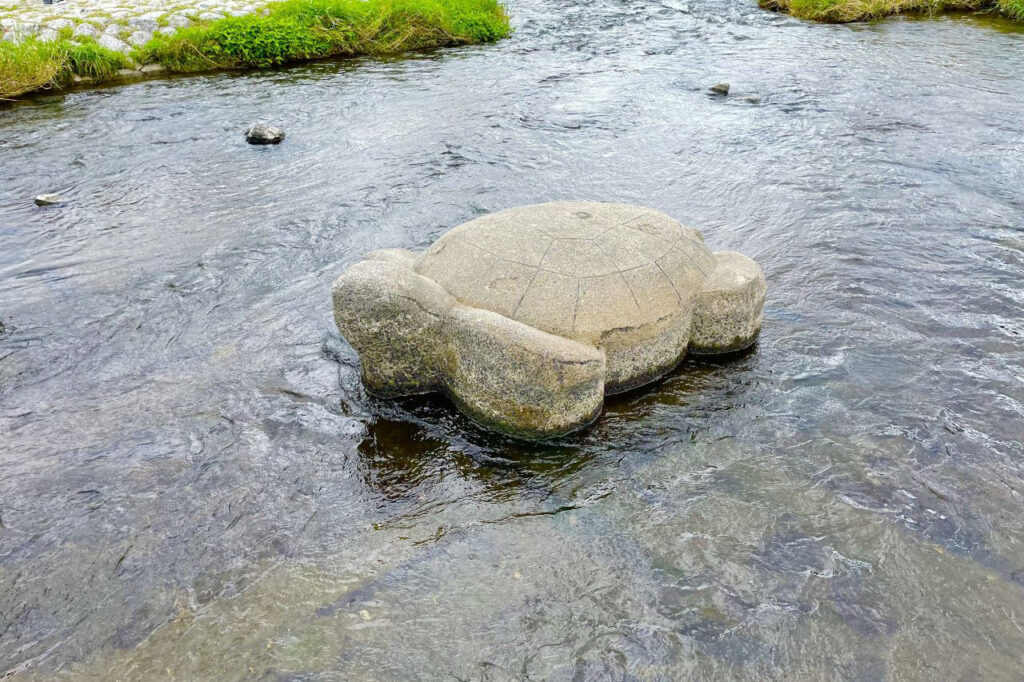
[245,123,285,145]
[741,95,761,103]
[34,193,64,206]
[709,82,730,95]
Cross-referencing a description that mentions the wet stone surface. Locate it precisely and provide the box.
[1,0,1024,678]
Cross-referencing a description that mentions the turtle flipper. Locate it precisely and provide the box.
[332,259,456,396]
[442,307,606,440]
[689,251,766,355]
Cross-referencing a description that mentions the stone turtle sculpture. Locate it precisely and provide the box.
[333,202,766,439]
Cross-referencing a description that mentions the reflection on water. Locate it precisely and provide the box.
[2,0,1024,678]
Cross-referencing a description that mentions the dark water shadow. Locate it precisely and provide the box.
[355,346,761,501]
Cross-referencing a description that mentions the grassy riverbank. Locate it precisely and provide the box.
[0,0,510,99]
[760,0,1023,22]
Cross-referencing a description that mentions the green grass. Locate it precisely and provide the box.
[1,0,510,99]
[998,0,1024,19]
[139,0,510,71]
[761,0,1021,22]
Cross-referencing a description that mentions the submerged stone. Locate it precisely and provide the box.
[332,202,767,439]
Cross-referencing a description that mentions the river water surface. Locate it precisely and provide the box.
[2,0,1024,678]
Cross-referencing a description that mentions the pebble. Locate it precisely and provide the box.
[710,82,730,96]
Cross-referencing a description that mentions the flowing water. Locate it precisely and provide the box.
[2,0,1024,678]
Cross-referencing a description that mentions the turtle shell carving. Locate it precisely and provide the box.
[332,201,766,439]
[415,203,717,343]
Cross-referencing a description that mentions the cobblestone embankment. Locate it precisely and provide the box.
[1,0,269,54]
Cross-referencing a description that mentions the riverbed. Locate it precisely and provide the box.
[2,0,1023,678]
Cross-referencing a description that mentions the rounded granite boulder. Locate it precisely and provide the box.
[332,202,766,439]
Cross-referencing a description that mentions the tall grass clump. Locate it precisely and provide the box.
[0,38,128,99]
[139,0,511,71]
[761,0,1016,21]
[0,39,67,98]
[66,39,132,79]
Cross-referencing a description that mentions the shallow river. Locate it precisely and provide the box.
[2,0,1024,678]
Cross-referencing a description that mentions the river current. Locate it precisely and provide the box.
[1,0,1023,678]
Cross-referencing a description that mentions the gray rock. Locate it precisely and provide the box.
[741,95,761,103]
[46,18,74,30]
[34,193,65,206]
[332,202,767,439]
[166,14,191,28]
[140,63,165,73]
[128,17,157,32]
[3,23,39,43]
[127,30,152,46]
[197,11,223,21]
[97,33,129,52]
[244,122,285,145]
[72,22,100,38]
[710,82,730,95]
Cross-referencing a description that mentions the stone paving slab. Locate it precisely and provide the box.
[0,0,269,53]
